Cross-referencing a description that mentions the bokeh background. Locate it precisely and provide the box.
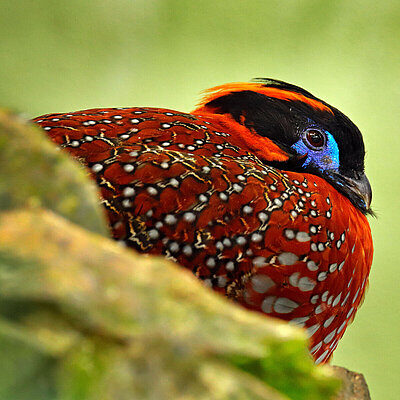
[1,0,399,398]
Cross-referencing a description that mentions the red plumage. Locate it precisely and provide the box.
[34,81,373,364]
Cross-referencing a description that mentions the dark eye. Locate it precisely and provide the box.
[304,129,326,150]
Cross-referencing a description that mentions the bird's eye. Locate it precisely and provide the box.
[303,129,326,150]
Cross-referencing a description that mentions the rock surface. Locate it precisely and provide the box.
[332,366,371,400]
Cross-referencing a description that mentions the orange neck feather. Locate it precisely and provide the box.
[193,111,290,163]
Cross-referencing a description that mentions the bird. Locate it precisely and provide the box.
[33,78,373,364]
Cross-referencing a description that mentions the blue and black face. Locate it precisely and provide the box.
[287,112,372,215]
[203,78,373,215]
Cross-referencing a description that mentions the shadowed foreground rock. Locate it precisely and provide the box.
[0,111,369,399]
[0,208,338,400]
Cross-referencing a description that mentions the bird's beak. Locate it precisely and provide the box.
[343,173,372,213]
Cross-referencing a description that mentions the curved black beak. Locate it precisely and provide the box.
[342,172,373,215]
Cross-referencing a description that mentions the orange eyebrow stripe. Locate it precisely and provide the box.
[197,82,333,114]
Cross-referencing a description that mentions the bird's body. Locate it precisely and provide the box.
[34,79,373,364]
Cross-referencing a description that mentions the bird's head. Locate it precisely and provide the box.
[193,78,373,216]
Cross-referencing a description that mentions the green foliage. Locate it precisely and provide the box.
[0,111,339,399]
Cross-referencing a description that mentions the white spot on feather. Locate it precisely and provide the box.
[251,275,274,293]
[274,297,299,314]
[296,231,310,242]
[298,276,316,292]
[307,324,320,337]
[324,329,337,344]
[315,350,329,364]
[278,252,298,265]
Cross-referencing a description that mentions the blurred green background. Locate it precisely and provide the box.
[1,0,399,398]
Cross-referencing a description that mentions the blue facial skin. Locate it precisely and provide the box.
[291,129,340,175]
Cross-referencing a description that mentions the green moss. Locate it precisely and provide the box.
[0,111,108,236]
